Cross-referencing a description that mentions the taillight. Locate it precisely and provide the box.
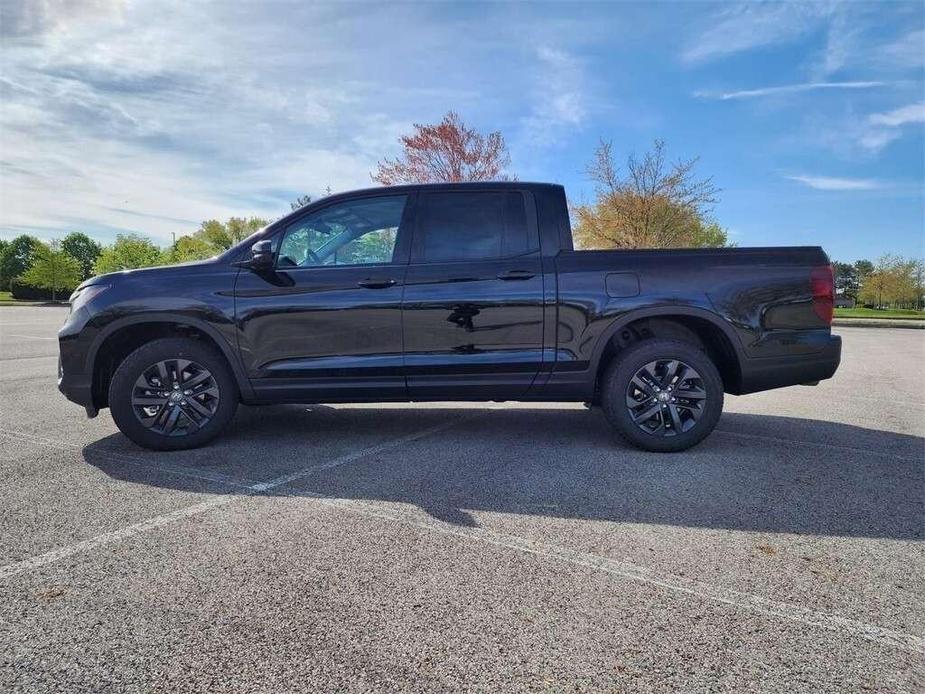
[810,264,834,325]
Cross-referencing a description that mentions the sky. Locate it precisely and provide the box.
[1,0,923,263]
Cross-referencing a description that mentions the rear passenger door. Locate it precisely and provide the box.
[401,189,545,400]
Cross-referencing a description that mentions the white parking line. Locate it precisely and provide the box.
[0,374,58,384]
[0,354,57,362]
[0,497,234,580]
[1,417,921,655]
[0,416,478,580]
[5,334,57,340]
[0,430,259,489]
[307,496,925,655]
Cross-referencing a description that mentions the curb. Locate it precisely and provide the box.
[833,318,925,329]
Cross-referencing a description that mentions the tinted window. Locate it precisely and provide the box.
[277,195,407,267]
[418,192,534,262]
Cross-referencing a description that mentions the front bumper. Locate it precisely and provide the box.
[57,305,99,416]
[58,357,97,416]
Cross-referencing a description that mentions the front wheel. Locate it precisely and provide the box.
[601,339,724,453]
[109,338,239,451]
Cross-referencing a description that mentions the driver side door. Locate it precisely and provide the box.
[234,193,414,402]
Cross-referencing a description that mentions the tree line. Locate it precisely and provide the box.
[833,256,925,310]
[0,218,269,300]
[1,111,918,306]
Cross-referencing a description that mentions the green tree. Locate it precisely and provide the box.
[894,257,921,309]
[195,220,229,250]
[336,228,397,265]
[95,234,165,274]
[860,256,891,308]
[858,255,918,308]
[0,235,42,291]
[18,240,82,301]
[854,259,873,279]
[913,259,925,310]
[690,220,732,248]
[166,235,216,264]
[195,217,268,251]
[0,240,7,287]
[573,139,727,249]
[61,232,102,281]
[832,261,860,301]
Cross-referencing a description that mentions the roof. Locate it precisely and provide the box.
[321,180,562,200]
[271,181,565,233]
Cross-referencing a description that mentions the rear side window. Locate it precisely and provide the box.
[416,191,535,262]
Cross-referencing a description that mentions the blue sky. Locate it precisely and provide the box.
[1,1,922,262]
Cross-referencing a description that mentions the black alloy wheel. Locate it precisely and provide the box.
[601,338,723,453]
[109,338,238,451]
[131,359,220,436]
[625,359,707,437]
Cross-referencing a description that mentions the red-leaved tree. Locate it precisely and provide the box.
[373,111,514,185]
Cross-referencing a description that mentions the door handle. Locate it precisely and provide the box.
[497,270,535,281]
[357,278,397,289]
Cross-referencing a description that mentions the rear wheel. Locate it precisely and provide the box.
[109,338,238,450]
[601,339,723,452]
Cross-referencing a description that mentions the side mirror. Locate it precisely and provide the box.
[237,240,273,270]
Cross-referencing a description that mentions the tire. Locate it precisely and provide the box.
[109,337,238,451]
[601,339,723,453]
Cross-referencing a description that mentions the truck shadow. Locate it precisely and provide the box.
[82,405,924,541]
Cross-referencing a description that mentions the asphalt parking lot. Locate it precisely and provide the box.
[1,306,923,693]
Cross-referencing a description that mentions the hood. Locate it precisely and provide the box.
[76,256,220,291]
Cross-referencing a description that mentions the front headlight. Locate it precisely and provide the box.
[69,284,110,312]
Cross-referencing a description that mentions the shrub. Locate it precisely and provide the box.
[10,279,73,301]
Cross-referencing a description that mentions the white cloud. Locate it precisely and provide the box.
[1,0,125,38]
[813,15,925,78]
[786,175,882,191]
[814,9,859,78]
[685,2,923,81]
[520,46,586,146]
[1,3,581,243]
[878,28,925,70]
[868,101,925,127]
[683,3,830,64]
[847,101,925,153]
[856,129,903,152]
[801,105,919,156]
[696,81,889,100]
[686,1,923,159]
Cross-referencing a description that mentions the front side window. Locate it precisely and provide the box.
[277,195,407,268]
[417,191,534,262]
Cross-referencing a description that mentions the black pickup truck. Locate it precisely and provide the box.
[59,182,840,452]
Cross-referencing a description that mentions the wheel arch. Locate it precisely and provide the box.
[87,313,252,410]
[590,307,745,397]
